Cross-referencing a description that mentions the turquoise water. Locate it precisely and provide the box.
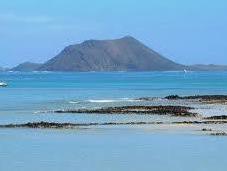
[1,72,227,171]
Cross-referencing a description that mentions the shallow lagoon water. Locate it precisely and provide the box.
[1,128,227,171]
[1,71,227,170]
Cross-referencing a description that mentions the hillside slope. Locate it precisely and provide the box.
[39,36,185,71]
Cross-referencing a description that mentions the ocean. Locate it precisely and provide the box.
[0,71,227,171]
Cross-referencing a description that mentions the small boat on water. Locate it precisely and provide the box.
[0,82,7,87]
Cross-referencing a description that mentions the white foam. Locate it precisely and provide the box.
[121,98,142,102]
[68,97,153,104]
[69,101,80,104]
[87,99,117,103]
[87,98,143,103]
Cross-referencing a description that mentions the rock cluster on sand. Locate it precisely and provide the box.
[1,95,227,136]
[204,115,227,120]
[165,95,227,104]
[210,132,227,136]
[55,105,197,117]
[201,128,213,132]
[0,121,165,129]
[0,122,79,129]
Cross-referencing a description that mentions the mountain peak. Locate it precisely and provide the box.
[81,35,137,44]
[38,36,184,71]
[120,35,136,40]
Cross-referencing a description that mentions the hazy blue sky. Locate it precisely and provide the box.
[0,0,227,67]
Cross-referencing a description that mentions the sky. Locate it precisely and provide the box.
[0,0,227,67]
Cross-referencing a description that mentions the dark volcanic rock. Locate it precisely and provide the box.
[0,121,164,129]
[0,122,80,129]
[135,97,156,101]
[204,115,227,120]
[165,95,227,104]
[186,95,227,101]
[201,128,213,132]
[1,119,227,130]
[165,95,182,100]
[165,95,227,100]
[55,105,197,117]
[38,36,185,71]
[173,120,227,124]
[210,132,227,136]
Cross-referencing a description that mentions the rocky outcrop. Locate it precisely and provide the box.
[0,122,80,129]
[55,105,197,117]
[0,121,165,129]
[204,115,227,120]
[173,120,227,124]
[201,128,227,136]
[166,95,227,100]
[135,97,156,101]
[210,132,227,136]
[165,95,182,100]
[165,95,227,104]
[1,119,227,129]
[201,128,213,132]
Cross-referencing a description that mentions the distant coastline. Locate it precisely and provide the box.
[3,36,227,72]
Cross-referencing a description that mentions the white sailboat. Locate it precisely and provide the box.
[0,82,7,87]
